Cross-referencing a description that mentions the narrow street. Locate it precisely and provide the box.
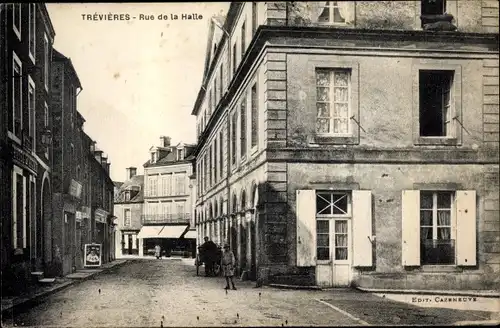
[2,260,496,327]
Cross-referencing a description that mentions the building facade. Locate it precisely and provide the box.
[192,1,499,290]
[139,137,197,257]
[50,49,115,275]
[1,3,56,293]
[113,167,144,258]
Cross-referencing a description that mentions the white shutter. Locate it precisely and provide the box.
[296,190,316,267]
[456,190,477,266]
[352,190,373,267]
[402,190,420,266]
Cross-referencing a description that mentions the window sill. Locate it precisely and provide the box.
[313,135,359,145]
[414,137,459,146]
[420,265,462,273]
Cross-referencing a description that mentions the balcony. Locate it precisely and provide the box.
[141,213,191,225]
[421,239,455,265]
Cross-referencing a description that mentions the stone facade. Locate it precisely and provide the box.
[192,1,499,290]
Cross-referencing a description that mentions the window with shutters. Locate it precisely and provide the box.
[420,191,455,265]
[13,4,21,39]
[29,4,36,62]
[240,98,247,159]
[316,191,351,261]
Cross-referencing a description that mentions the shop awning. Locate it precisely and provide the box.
[182,230,197,239]
[137,225,189,239]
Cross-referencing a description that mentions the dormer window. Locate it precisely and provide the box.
[124,190,131,201]
[151,152,157,164]
[318,1,346,25]
[177,149,184,161]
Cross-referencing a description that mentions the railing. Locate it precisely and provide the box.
[421,239,455,265]
[141,213,191,225]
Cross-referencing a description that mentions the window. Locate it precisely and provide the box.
[208,146,212,187]
[219,131,224,179]
[124,209,131,227]
[316,69,351,135]
[44,103,49,157]
[252,2,258,35]
[421,0,446,15]
[12,53,22,138]
[230,112,237,165]
[315,191,351,261]
[214,137,218,182]
[28,77,36,148]
[214,77,218,105]
[232,43,237,75]
[208,91,212,117]
[241,21,246,60]
[44,34,49,90]
[176,174,185,195]
[12,167,25,249]
[219,65,224,99]
[251,83,258,148]
[149,177,157,197]
[318,1,347,24]
[13,4,21,39]
[29,4,36,61]
[240,98,247,158]
[419,70,454,137]
[420,191,454,265]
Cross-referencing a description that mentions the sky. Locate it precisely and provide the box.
[46,2,230,182]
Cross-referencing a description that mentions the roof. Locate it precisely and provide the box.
[52,49,83,89]
[114,175,144,203]
[202,14,227,80]
[143,144,197,168]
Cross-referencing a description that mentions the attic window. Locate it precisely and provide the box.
[177,149,184,160]
[318,1,346,24]
[151,152,156,164]
[124,190,131,201]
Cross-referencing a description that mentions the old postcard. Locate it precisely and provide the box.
[1,1,499,327]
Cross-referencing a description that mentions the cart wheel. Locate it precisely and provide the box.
[213,263,221,276]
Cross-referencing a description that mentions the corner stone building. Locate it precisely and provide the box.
[192,1,499,290]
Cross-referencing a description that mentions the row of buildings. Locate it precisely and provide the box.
[190,1,499,291]
[1,4,115,295]
[113,137,197,259]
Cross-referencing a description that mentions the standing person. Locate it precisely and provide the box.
[200,236,217,276]
[154,243,162,259]
[221,244,237,290]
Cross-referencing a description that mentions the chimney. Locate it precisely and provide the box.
[160,136,171,147]
[101,155,108,166]
[94,150,102,163]
[126,167,137,180]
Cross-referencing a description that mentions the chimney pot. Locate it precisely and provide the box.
[160,136,171,147]
[126,167,137,180]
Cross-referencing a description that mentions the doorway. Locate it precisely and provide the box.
[316,219,352,287]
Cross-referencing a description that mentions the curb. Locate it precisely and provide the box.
[356,287,500,298]
[1,260,129,317]
[268,283,323,290]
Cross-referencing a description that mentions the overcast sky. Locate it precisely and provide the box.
[46,3,229,182]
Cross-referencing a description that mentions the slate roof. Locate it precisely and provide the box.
[114,175,144,204]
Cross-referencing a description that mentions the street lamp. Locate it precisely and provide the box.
[41,129,52,146]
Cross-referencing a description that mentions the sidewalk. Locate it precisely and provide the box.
[1,259,128,316]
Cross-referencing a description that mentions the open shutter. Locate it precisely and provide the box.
[456,190,477,266]
[296,190,316,267]
[352,190,373,267]
[402,190,420,266]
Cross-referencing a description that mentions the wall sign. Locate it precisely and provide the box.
[84,243,102,267]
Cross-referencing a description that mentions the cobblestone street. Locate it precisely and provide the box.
[2,259,497,327]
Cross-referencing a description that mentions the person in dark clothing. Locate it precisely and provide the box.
[200,236,218,276]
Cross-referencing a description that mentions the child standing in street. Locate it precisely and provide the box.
[221,244,237,290]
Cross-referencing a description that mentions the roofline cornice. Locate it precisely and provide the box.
[193,25,499,156]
